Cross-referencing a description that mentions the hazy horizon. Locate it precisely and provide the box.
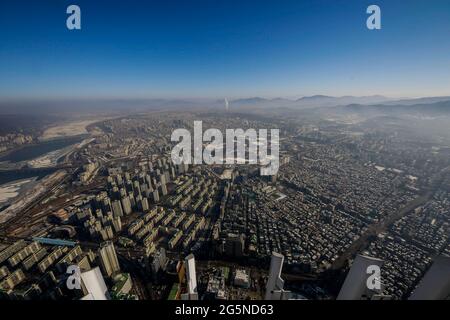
[1,0,450,100]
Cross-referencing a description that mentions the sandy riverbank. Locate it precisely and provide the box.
[0,178,36,204]
[40,119,103,141]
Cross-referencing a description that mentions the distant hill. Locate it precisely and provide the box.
[231,95,391,109]
[380,96,450,106]
[342,99,450,115]
[1,95,449,115]
[295,95,390,107]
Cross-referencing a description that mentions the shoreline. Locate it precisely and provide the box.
[0,169,68,224]
[0,176,38,205]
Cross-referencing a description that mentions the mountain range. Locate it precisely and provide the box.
[1,95,449,115]
[230,95,450,110]
[342,99,450,115]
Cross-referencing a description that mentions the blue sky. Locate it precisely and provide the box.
[0,0,449,100]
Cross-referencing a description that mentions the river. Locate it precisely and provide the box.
[0,135,86,164]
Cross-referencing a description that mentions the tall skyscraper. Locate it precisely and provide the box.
[121,196,132,215]
[153,190,160,203]
[265,252,291,300]
[98,241,120,277]
[181,254,198,300]
[80,267,110,300]
[161,183,168,196]
[141,197,149,211]
[133,180,141,196]
[337,254,384,300]
[111,200,123,218]
[159,174,166,186]
[164,171,170,183]
[409,256,450,300]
